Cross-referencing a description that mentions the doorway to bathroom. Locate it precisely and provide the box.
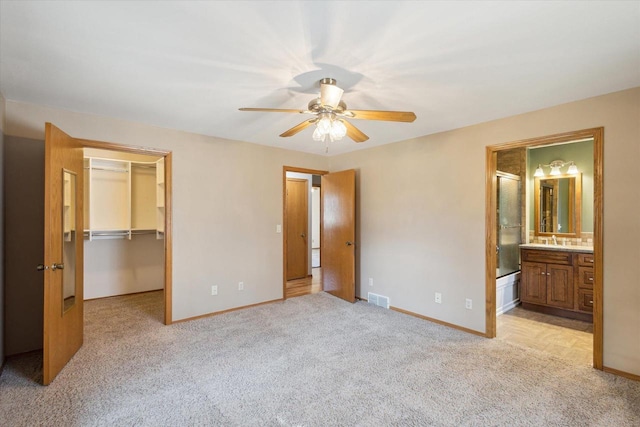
[485,127,603,370]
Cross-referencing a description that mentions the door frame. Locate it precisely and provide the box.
[282,166,328,299]
[80,138,173,325]
[485,127,603,369]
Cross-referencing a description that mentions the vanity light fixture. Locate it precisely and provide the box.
[534,165,545,177]
[533,159,578,177]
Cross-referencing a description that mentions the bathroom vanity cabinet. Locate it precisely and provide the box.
[520,246,594,321]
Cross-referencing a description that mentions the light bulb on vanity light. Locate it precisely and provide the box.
[534,165,545,177]
[567,162,579,174]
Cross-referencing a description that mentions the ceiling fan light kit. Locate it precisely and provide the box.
[239,78,417,150]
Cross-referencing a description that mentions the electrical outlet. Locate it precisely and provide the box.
[211,285,218,296]
[368,278,374,287]
[465,298,472,309]
[238,282,244,291]
[435,292,442,304]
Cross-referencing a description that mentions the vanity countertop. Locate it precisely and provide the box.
[519,243,593,254]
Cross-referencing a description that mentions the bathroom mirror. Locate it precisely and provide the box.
[534,173,581,237]
[62,170,77,313]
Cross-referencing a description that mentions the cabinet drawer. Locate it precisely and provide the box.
[578,267,594,289]
[522,249,572,265]
[577,253,594,267]
[578,289,594,312]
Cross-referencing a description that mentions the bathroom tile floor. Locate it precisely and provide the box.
[497,306,593,366]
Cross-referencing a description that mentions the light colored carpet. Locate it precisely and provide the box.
[0,291,638,426]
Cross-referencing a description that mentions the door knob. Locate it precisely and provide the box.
[346,241,353,246]
[51,263,64,271]
[36,264,49,271]
[301,233,305,238]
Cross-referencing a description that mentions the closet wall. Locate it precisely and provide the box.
[83,148,164,299]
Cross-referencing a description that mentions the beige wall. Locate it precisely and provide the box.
[329,87,640,376]
[4,100,329,323]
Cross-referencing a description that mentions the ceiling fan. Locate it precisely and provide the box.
[239,78,416,143]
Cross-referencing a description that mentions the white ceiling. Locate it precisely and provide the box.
[1,1,639,156]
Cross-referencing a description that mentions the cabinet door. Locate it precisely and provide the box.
[546,264,574,309]
[521,262,547,305]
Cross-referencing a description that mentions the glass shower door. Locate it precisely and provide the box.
[497,173,522,278]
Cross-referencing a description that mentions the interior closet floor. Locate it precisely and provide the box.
[286,268,322,299]
[497,306,593,366]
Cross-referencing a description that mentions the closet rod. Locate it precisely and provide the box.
[131,230,157,235]
[87,231,130,237]
[84,166,129,173]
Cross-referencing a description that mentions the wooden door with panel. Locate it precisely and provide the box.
[286,178,309,280]
[43,123,84,385]
[322,169,356,303]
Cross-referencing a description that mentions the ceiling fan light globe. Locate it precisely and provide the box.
[331,120,347,139]
[312,127,324,141]
[318,116,332,134]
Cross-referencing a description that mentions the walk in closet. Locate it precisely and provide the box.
[83,148,165,299]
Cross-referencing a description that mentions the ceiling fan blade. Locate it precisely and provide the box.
[342,120,369,143]
[320,83,344,108]
[239,107,307,114]
[280,119,317,138]
[344,110,417,122]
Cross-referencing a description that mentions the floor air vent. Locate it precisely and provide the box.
[367,292,390,309]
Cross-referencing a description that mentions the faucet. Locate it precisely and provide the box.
[552,235,557,245]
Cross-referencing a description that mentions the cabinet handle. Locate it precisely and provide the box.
[589,301,593,304]
[589,278,593,281]
[541,272,546,275]
[547,272,551,276]
[588,259,594,263]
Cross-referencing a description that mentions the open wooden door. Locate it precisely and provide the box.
[322,169,356,303]
[286,178,309,280]
[42,123,84,385]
